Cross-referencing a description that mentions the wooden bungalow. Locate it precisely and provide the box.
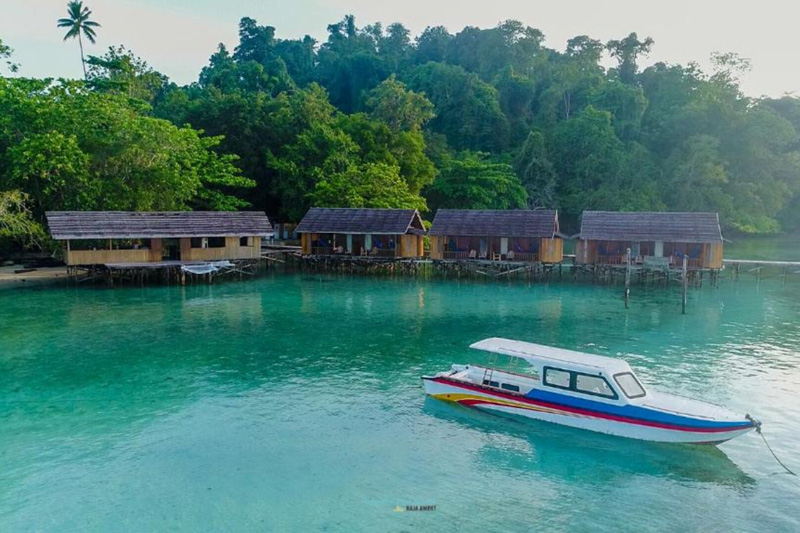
[575,211,724,269]
[428,209,563,263]
[296,208,425,258]
[46,211,272,266]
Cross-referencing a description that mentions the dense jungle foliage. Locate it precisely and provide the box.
[3,14,800,252]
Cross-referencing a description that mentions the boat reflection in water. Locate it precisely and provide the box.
[421,396,755,489]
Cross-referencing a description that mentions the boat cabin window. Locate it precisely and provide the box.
[575,374,616,399]
[483,380,500,388]
[543,367,619,400]
[614,372,646,399]
[543,368,571,389]
[501,383,520,392]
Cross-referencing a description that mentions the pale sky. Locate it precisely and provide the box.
[1,0,798,97]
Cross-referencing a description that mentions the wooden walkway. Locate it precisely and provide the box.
[723,258,800,281]
[724,259,800,267]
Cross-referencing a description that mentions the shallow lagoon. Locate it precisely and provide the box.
[1,272,799,532]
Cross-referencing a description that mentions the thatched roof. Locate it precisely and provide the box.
[46,211,272,240]
[428,209,559,238]
[579,211,723,243]
[295,208,425,235]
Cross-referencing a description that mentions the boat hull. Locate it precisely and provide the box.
[422,376,754,444]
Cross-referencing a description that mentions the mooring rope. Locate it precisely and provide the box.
[747,414,796,476]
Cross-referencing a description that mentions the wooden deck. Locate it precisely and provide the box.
[103,260,229,270]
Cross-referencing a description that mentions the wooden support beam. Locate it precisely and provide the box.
[624,248,631,309]
[682,255,688,315]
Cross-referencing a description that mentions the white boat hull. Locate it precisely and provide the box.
[423,377,754,445]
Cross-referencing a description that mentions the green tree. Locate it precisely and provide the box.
[57,0,101,78]
[664,135,732,215]
[0,78,252,217]
[414,26,452,63]
[87,46,168,103]
[268,122,360,221]
[548,106,625,216]
[364,75,435,131]
[316,15,386,112]
[311,162,426,210]
[233,17,276,64]
[0,37,19,73]
[0,191,45,251]
[378,23,412,73]
[275,36,317,86]
[408,62,509,151]
[425,151,527,211]
[606,33,653,84]
[514,131,557,207]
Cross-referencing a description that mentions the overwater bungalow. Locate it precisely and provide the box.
[46,211,272,266]
[296,208,425,258]
[575,211,724,269]
[428,209,563,263]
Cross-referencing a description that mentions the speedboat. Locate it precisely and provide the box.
[422,338,759,444]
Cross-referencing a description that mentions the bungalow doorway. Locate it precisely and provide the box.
[162,238,181,261]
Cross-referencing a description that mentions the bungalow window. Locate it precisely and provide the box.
[190,237,204,248]
[240,236,250,247]
[207,237,226,248]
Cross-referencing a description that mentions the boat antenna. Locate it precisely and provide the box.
[747,414,795,476]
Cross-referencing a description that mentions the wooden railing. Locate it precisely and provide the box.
[312,247,335,255]
[369,249,397,258]
[444,251,473,260]
[184,246,260,261]
[443,251,539,262]
[600,255,705,269]
[596,255,627,265]
[66,248,151,266]
[507,252,538,263]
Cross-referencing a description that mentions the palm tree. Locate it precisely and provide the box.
[57,1,101,78]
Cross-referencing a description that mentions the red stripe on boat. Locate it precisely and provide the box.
[431,377,748,434]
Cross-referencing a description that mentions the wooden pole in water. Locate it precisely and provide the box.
[682,255,688,315]
[625,247,631,309]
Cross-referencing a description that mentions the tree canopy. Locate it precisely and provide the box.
[2,12,800,255]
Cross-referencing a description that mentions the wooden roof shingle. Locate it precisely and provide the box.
[46,211,273,240]
[579,211,723,243]
[428,209,559,238]
[295,208,425,235]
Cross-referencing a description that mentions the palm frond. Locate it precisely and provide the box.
[66,1,83,18]
[58,0,100,46]
[62,27,80,41]
[83,27,97,44]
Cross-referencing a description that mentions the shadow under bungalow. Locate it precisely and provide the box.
[428,209,564,263]
[575,211,724,270]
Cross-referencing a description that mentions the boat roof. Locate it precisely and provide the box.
[469,338,633,375]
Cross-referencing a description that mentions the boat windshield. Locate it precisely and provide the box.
[614,372,646,399]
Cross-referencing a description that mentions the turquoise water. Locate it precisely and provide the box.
[2,273,800,532]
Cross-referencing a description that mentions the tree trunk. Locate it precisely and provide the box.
[78,32,86,78]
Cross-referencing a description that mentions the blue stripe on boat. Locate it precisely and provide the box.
[524,389,751,430]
